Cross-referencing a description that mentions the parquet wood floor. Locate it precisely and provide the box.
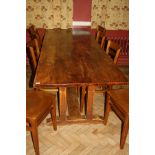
[26,65,129,155]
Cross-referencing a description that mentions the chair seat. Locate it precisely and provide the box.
[26,90,56,120]
[26,89,57,154]
[104,88,129,149]
[107,88,129,114]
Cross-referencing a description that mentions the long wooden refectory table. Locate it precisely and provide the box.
[33,29,128,123]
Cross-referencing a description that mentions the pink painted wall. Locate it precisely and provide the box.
[73,0,92,21]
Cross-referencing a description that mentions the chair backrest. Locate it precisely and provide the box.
[97,25,106,33]
[100,36,106,49]
[95,25,106,42]
[28,25,42,49]
[106,40,121,64]
[27,38,40,72]
[28,25,36,37]
[95,26,106,49]
[34,38,40,60]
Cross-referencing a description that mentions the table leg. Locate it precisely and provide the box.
[80,86,86,113]
[86,85,95,120]
[59,87,67,121]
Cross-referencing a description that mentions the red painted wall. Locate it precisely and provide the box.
[73,0,92,21]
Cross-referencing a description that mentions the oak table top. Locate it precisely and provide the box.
[33,29,128,122]
[34,29,128,88]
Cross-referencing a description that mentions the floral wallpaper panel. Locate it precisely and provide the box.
[91,0,129,30]
[26,0,73,29]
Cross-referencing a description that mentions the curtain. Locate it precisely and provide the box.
[91,0,129,30]
[26,0,73,29]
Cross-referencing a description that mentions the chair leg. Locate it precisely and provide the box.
[80,86,86,113]
[50,102,57,131]
[30,123,39,155]
[103,94,111,125]
[120,116,129,149]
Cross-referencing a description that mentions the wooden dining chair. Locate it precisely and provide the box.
[104,88,129,149]
[26,89,57,155]
[27,38,40,73]
[106,40,121,64]
[28,25,43,50]
[95,25,107,49]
